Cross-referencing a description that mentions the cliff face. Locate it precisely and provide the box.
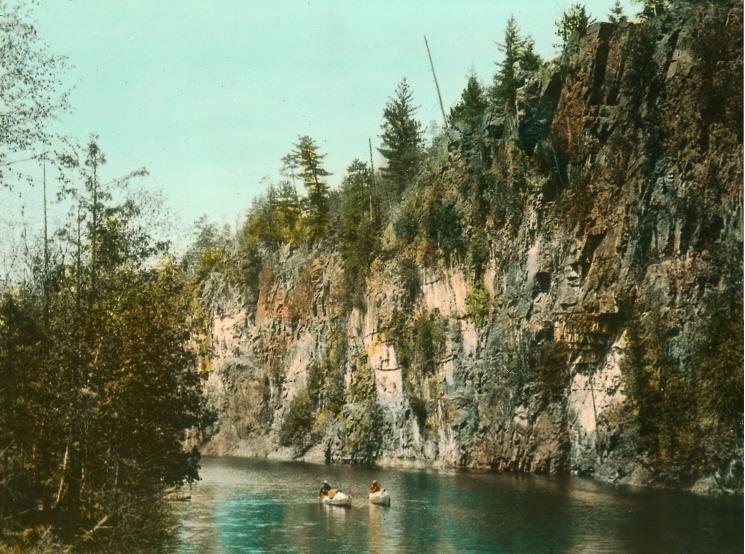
[200,3,743,494]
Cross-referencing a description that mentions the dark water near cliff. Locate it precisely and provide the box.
[171,457,742,553]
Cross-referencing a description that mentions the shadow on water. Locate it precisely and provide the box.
[169,457,743,553]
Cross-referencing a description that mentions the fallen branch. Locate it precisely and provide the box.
[81,514,110,542]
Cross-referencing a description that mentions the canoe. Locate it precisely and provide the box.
[320,490,352,507]
[368,489,391,506]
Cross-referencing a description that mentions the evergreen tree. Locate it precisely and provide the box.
[0,140,208,546]
[378,78,424,195]
[489,18,542,114]
[294,135,331,242]
[275,179,302,244]
[609,0,627,23]
[556,4,594,49]
[490,16,522,111]
[450,73,489,166]
[280,152,299,185]
[520,38,542,72]
[338,160,377,298]
[450,73,488,128]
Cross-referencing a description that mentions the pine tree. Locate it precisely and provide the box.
[294,135,331,241]
[520,38,542,72]
[490,16,522,111]
[450,73,488,128]
[280,152,299,185]
[556,4,593,49]
[338,160,376,298]
[609,0,627,23]
[275,180,302,244]
[378,78,423,196]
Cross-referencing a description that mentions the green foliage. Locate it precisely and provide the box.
[294,135,331,242]
[308,321,348,416]
[338,160,379,304]
[451,75,490,169]
[465,283,490,326]
[379,78,424,196]
[0,0,69,186]
[608,0,627,23]
[450,73,488,129]
[393,201,419,245]
[279,389,314,447]
[0,140,207,544]
[389,309,447,380]
[349,352,376,404]
[466,229,490,281]
[182,215,234,281]
[338,400,384,465]
[424,200,464,262]
[556,4,593,48]
[235,225,263,309]
[490,17,543,113]
[633,0,669,19]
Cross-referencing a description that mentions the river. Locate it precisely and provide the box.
[170,456,742,553]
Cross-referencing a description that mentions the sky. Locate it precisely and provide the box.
[6,0,637,251]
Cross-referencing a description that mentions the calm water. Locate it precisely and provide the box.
[171,457,742,553]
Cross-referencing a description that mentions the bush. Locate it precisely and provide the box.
[465,284,491,326]
[338,400,384,465]
[279,389,314,447]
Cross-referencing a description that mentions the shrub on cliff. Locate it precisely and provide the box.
[338,400,384,465]
[465,284,491,327]
[338,160,380,305]
[279,389,314,447]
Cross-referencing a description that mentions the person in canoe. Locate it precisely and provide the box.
[319,480,352,506]
[319,480,333,498]
[368,480,391,506]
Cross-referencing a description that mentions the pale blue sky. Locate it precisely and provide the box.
[28,0,635,242]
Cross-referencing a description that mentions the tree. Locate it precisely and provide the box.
[450,73,488,129]
[294,135,331,242]
[609,0,627,23]
[0,0,69,186]
[274,180,302,244]
[450,73,490,167]
[378,78,424,196]
[338,160,377,300]
[490,17,542,113]
[556,4,594,49]
[0,139,208,547]
[520,38,542,72]
[280,152,299,185]
[490,16,522,111]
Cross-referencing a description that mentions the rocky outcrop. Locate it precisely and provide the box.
[200,3,742,494]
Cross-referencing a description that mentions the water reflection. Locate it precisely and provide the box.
[170,458,743,553]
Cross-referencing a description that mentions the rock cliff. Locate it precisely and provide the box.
[199,2,742,494]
